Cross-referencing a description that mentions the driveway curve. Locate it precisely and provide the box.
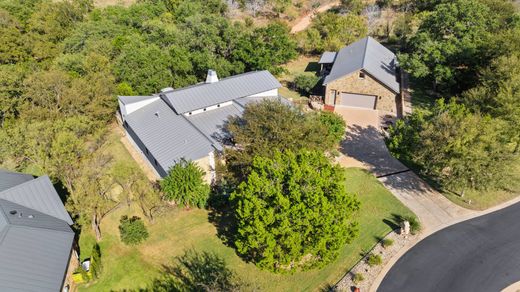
[378,201,520,292]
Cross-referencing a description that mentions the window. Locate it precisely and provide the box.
[145,148,149,155]
[359,72,366,79]
[123,121,128,128]
[154,159,158,166]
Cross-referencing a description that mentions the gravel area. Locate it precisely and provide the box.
[335,230,418,292]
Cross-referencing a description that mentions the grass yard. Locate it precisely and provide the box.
[441,162,520,210]
[78,135,415,292]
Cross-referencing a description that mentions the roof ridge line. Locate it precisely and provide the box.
[0,175,41,196]
[9,223,73,235]
[180,113,219,151]
[361,36,370,69]
[159,70,266,95]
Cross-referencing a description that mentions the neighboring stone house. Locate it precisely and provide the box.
[0,170,77,292]
[320,36,401,115]
[118,70,285,181]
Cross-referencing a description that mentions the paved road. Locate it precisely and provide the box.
[379,202,520,292]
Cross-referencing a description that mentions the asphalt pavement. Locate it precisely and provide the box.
[378,201,520,292]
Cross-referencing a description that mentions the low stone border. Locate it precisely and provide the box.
[334,230,418,292]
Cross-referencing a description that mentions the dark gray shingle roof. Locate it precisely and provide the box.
[0,176,73,225]
[323,36,400,93]
[125,99,216,171]
[0,170,33,192]
[161,71,281,114]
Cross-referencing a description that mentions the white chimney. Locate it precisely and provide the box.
[206,69,219,83]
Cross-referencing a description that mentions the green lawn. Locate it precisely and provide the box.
[78,154,415,291]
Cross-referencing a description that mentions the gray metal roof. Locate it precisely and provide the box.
[186,103,244,148]
[0,176,73,225]
[318,51,337,64]
[161,71,282,114]
[0,199,74,292]
[0,170,33,192]
[323,36,400,93]
[118,95,156,105]
[125,99,216,172]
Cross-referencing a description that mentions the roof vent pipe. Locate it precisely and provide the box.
[206,69,219,83]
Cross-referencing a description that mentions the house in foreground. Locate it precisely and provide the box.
[0,170,76,292]
[319,36,402,116]
[118,70,285,180]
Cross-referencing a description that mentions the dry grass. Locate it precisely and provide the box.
[78,166,416,291]
[93,0,135,7]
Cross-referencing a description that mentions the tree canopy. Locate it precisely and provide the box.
[224,100,339,182]
[231,150,359,272]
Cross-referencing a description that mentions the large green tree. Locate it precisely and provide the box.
[398,0,514,94]
[388,99,516,194]
[224,100,337,182]
[231,150,359,272]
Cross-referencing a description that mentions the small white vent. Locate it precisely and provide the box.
[161,87,174,93]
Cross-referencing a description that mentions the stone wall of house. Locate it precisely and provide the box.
[195,154,215,185]
[63,248,80,291]
[324,69,398,113]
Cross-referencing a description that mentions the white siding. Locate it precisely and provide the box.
[120,97,160,119]
[248,88,278,97]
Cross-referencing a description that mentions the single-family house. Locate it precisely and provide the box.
[319,36,402,115]
[118,70,285,180]
[0,169,77,292]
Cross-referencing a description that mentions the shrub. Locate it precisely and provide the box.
[160,158,210,208]
[90,243,102,279]
[119,215,149,245]
[293,74,320,95]
[402,215,421,235]
[381,238,394,248]
[367,254,383,267]
[318,111,346,145]
[352,272,365,284]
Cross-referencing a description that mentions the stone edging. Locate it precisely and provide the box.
[334,230,418,291]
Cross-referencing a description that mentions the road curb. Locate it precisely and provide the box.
[369,194,520,292]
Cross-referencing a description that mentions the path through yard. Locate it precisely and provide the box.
[290,1,341,33]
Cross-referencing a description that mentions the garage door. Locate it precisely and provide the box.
[339,93,376,109]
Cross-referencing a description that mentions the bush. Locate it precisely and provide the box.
[318,111,346,145]
[381,238,394,248]
[367,254,383,267]
[293,74,320,95]
[90,243,102,279]
[160,158,210,208]
[352,272,365,284]
[119,215,149,245]
[402,215,421,235]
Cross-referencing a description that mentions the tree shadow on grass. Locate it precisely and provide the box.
[207,195,237,249]
[142,250,251,292]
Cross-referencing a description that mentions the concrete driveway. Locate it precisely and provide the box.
[337,106,473,230]
[336,106,408,177]
[378,201,520,292]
